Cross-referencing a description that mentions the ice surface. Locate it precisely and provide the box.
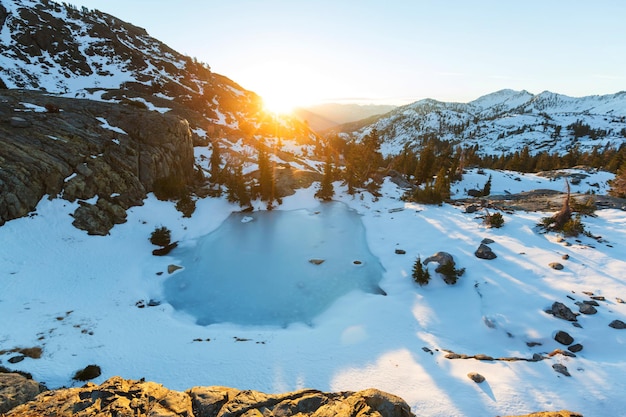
[164,202,384,326]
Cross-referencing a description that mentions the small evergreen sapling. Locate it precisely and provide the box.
[412,256,431,286]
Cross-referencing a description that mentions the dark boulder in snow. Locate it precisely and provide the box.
[554,331,574,346]
[467,372,485,383]
[549,262,564,270]
[552,363,571,377]
[568,343,583,353]
[423,252,454,268]
[475,243,497,260]
[547,302,578,322]
[609,319,626,329]
[576,302,597,315]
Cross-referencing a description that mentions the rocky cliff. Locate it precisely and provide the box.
[0,89,194,234]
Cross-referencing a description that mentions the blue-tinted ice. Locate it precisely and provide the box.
[163,202,385,326]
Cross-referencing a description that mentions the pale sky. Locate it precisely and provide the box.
[67,0,626,110]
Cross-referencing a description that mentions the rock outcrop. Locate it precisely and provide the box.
[5,376,414,417]
[0,373,46,414]
[0,90,194,234]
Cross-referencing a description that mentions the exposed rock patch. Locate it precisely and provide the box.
[0,373,46,414]
[0,90,194,234]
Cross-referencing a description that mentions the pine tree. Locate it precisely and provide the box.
[226,165,250,207]
[342,129,384,193]
[257,144,275,203]
[414,143,435,184]
[315,151,335,201]
[433,166,450,201]
[412,256,430,286]
[609,161,626,198]
[482,174,492,196]
[209,140,222,184]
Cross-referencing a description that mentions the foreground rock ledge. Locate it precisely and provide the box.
[5,376,414,417]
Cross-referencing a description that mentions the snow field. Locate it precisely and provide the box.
[0,169,625,416]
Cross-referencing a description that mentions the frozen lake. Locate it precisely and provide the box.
[164,202,385,326]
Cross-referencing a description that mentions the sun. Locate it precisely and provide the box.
[262,92,297,115]
[246,60,325,115]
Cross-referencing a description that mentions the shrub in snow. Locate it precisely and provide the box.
[176,194,196,218]
[484,211,504,228]
[73,364,101,381]
[150,226,171,247]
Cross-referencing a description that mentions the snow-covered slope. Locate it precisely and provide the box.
[1,170,625,417]
[336,89,626,157]
[0,0,316,144]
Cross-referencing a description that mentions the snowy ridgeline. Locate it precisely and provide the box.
[0,168,625,417]
[343,89,626,157]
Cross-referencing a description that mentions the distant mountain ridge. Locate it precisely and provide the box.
[333,89,626,156]
[293,103,397,131]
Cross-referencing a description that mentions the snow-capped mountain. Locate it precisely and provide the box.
[335,89,626,157]
[0,0,314,142]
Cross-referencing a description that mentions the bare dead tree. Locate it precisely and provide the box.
[549,179,572,230]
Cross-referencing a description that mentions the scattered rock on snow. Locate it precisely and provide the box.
[423,252,454,268]
[467,372,485,383]
[475,243,497,260]
[474,354,494,361]
[167,264,183,274]
[549,262,564,270]
[609,319,626,329]
[568,344,583,353]
[562,254,570,260]
[554,331,574,346]
[394,249,406,255]
[481,238,495,245]
[576,302,597,315]
[465,204,480,213]
[152,242,178,256]
[309,259,325,265]
[547,302,578,321]
[552,363,571,377]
